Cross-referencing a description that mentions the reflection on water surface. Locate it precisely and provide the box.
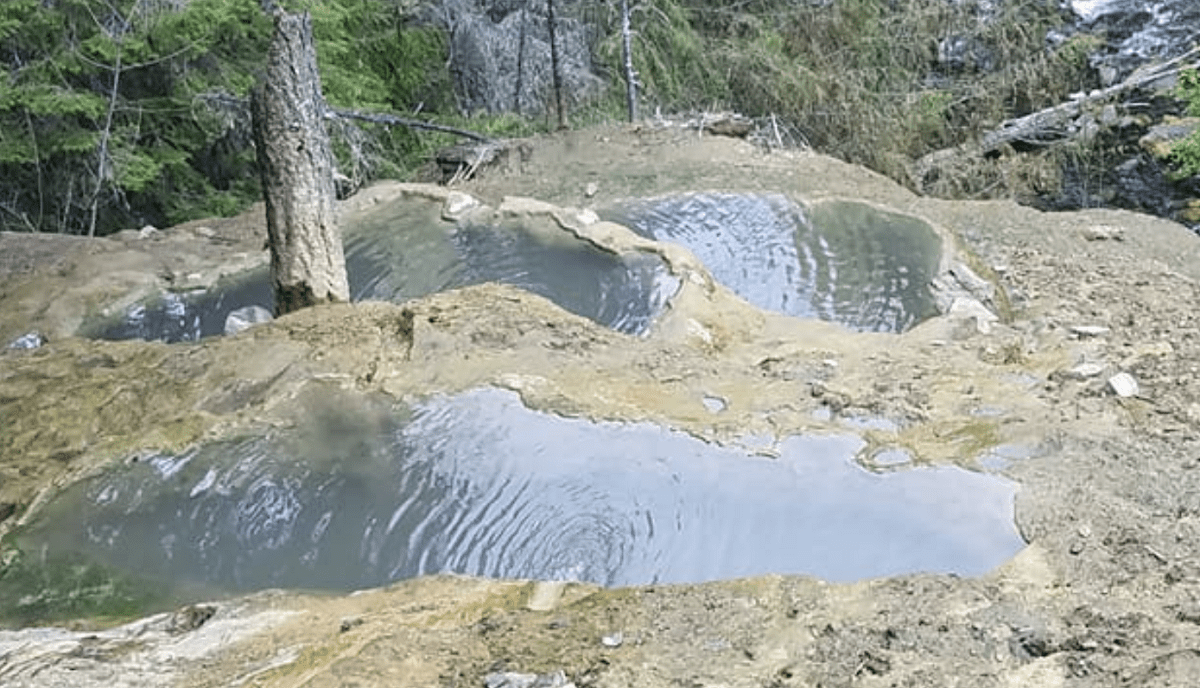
[88,202,677,341]
[602,194,942,332]
[21,388,1023,594]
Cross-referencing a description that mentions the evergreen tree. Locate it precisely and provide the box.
[0,0,274,235]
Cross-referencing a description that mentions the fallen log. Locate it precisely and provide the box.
[326,107,497,143]
[981,46,1200,154]
[435,139,532,183]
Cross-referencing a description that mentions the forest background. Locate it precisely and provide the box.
[0,0,1195,237]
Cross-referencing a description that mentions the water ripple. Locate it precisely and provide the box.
[22,389,1023,593]
[89,201,678,341]
[602,194,941,332]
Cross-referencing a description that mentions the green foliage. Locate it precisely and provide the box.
[0,0,1110,232]
[0,0,278,234]
[377,25,455,113]
[1169,69,1200,179]
[298,0,460,184]
[0,0,472,233]
[307,1,394,108]
[592,0,1083,181]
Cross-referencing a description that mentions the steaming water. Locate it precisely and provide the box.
[601,194,941,333]
[20,388,1023,594]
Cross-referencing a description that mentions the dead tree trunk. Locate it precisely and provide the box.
[251,11,349,316]
[514,3,528,114]
[980,47,1200,154]
[620,0,638,123]
[546,0,566,130]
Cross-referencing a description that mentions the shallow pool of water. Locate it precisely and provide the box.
[87,202,677,342]
[19,388,1023,595]
[601,194,942,332]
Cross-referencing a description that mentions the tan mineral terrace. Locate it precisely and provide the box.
[2,124,1200,686]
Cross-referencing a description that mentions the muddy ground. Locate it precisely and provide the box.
[3,123,1200,686]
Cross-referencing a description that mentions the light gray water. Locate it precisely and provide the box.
[89,202,677,341]
[88,193,943,342]
[20,387,1023,594]
[601,194,942,333]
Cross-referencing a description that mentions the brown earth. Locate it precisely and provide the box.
[3,122,1200,687]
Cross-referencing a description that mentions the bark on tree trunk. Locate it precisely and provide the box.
[514,3,527,114]
[546,0,566,130]
[620,0,638,123]
[251,11,349,317]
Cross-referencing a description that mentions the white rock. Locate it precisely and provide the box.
[1186,403,1200,425]
[7,331,45,349]
[601,631,624,648]
[441,191,479,220]
[1107,372,1139,398]
[1070,325,1110,337]
[1080,225,1124,241]
[686,319,713,345]
[948,297,998,334]
[1067,362,1106,379]
[224,306,273,335]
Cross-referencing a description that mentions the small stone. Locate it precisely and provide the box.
[601,631,624,648]
[948,297,998,335]
[138,224,158,238]
[194,226,216,238]
[1186,403,1200,425]
[584,181,599,198]
[686,319,714,345]
[485,671,574,688]
[1070,325,1110,338]
[7,331,45,349]
[167,604,216,634]
[1067,362,1106,379]
[442,191,479,220]
[339,616,363,633]
[1108,372,1139,398]
[486,672,537,688]
[1080,225,1124,241]
[1098,104,1119,127]
[224,305,274,335]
